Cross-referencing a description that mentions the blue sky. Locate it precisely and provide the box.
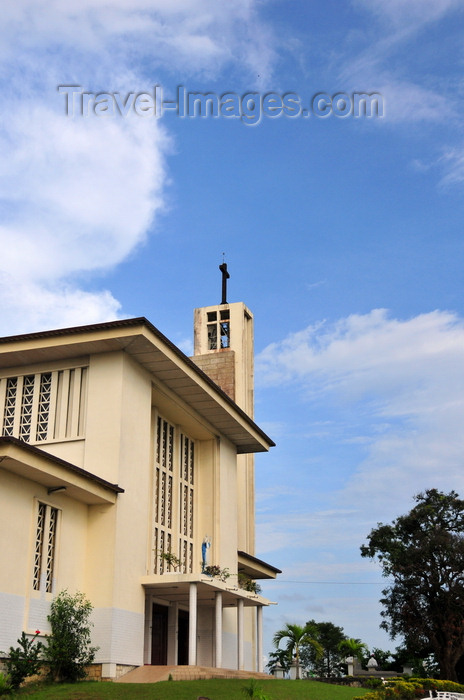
[2,0,464,663]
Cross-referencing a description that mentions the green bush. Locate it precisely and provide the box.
[0,672,12,696]
[4,631,44,689]
[44,590,98,682]
[353,693,381,700]
[241,678,270,699]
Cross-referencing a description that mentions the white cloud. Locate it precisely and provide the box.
[0,106,169,281]
[257,309,464,524]
[0,280,121,336]
[439,146,464,186]
[0,0,275,333]
[355,0,463,30]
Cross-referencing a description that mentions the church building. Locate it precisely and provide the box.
[0,273,280,680]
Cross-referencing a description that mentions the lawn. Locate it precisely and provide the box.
[14,679,370,699]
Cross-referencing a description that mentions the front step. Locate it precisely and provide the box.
[116,665,274,684]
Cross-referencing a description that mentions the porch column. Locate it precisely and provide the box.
[237,598,244,670]
[188,582,197,666]
[215,591,223,668]
[256,605,263,672]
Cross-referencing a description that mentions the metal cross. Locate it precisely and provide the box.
[219,262,230,305]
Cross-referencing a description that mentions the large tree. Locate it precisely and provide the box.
[361,489,464,681]
[303,620,347,677]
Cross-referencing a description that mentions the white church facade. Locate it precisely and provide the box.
[0,287,279,680]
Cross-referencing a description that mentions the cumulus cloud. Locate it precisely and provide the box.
[0,0,275,333]
[257,309,464,529]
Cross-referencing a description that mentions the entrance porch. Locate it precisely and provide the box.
[142,573,272,672]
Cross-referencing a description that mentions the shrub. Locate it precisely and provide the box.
[241,678,270,699]
[44,590,98,682]
[4,631,43,689]
[0,672,12,696]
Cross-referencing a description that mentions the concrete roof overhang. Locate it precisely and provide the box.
[140,573,275,608]
[237,551,282,580]
[0,318,274,455]
[0,436,123,505]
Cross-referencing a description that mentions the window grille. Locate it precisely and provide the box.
[152,418,195,575]
[0,367,87,443]
[2,377,17,436]
[33,502,59,593]
[19,375,35,441]
[36,373,52,441]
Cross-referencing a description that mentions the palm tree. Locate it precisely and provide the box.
[273,623,322,679]
[338,638,368,669]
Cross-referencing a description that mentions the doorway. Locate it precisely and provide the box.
[177,609,189,665]
[151,604,168,665]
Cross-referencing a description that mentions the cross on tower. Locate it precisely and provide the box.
[219,262,230,305]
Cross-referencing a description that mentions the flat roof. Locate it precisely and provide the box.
[0,436,123,504]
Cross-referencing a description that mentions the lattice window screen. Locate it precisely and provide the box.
[153,416,175,574]
[152,417,195,575]
[0,367,87,443]
[33,503,59,593]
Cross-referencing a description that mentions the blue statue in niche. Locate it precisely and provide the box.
[201,535,211,572]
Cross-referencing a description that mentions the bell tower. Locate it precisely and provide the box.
[191,264,255,553]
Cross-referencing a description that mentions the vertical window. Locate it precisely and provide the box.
[19,375,35,441]
[36,373,52,441]
[153,417,175,574]
[2,377,17,436]
[152,418,195,575]
[33,502,59,593]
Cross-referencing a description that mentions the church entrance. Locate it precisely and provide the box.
[177,609,189,665]
[151,604,168,665]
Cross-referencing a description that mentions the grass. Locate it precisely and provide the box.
[12,678,370,699]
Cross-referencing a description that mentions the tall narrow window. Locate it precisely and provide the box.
[152,418,195,575]
[153,417,175,574]
[2,377,17,436]
[36,373,52,441]
[32,503,59,593]
[179,434,195,573]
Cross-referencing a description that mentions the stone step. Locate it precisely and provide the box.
[116,665,274,684]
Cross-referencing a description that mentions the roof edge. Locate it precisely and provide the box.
[0,317,275,450]
[0,436,124,494]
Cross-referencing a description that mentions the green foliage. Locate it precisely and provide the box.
[0,671,12,695]
[266,647,292,674]
[4,631,44,689]
[237,573,262,594]
[273,622,323,679]
[159,551,181,570]
[361,489,464,681]
[352,677,464,700]
[241,678,270,699]
[202,565,230,581]
[44,590,98,682]
[302,620,347,677]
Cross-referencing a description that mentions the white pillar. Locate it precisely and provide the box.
[237,599,244,670]
[215,592,223,668]
[189,583,197,666]
[256,605,263,673]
